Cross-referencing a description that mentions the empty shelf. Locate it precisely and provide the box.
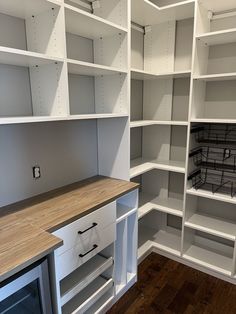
[67,59,127,76]
[0,46,63,67]
[196,28,236,46]
[193,73,236,81]
[138,225,181,259]
[65,4,127,40]
[138,193,183,219]
[132,0,194,26]
[185,213,236,241]
[69,113,129,120]
[0,0,61,19]
[130,120,188,128]
[0,116,68,125]
[62,276,113,314]
[116,203,136,223]
[60,255,113,306]
[130,158,185,178]
[187,188,236,206]
[183,244,233,276]
[131,68,191,80]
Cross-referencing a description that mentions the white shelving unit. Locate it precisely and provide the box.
[131,0,236,285]
[2,2,236,312]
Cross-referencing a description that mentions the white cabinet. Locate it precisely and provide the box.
[51,191,138,314]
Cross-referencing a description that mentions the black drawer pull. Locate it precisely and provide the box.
[78,222,98,234]
[79,244,98,258]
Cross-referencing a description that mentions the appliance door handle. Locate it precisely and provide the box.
[79,244,98,258]
[78,222,97,234]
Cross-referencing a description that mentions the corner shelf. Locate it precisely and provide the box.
[138,192,184,219]
[196,28,236,46]
[0,46,63,67]
[65,4,127,40]
[138,224,182,260]
[0,0,61,19]
[130,158,185,178]
[67,59,127,76]
[130,120,188,128]
[131,0,194,26]
[131,68,191,80]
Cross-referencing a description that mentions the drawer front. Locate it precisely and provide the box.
[53,201,116,256]
[57,223,115,280]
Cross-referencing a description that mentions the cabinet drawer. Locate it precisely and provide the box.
[53,201,116,256]
[57,223,115,280]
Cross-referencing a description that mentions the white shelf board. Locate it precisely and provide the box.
[0,0,61,19]
[131,68,191,80]
[0,114,129,125]
[183,245,232,276]
[152,228,182,256]
[67,59,127,76]
[193,73,236,81]
[138,225,181,259]
[0,116,68,125]
[60,255,113,306]
[62,276,113,314]
[130,120,188,128]
[138,192,183,219]
[191,118,236,124]
[187,188,236,206]
[131,0,194,26]
[130,158,185,178]
[69,113,129,120]
[200,0,236,13]
[65,4,127,40]
[196,28,236,46]
[116,203,137,223]
[0,46,63,67]
[185,213,236,241]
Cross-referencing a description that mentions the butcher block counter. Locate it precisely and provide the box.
[0,176,138,282]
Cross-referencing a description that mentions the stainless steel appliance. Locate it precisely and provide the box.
[0,258,52,314]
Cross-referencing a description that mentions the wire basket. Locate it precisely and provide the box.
[191,124,236,145]
[188,168,236,198]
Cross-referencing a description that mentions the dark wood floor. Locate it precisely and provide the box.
[107,253,236,314]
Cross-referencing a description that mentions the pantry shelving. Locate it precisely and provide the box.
[130,0,236,284]
[2,1,236,310]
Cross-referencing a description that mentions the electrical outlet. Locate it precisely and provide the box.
[33,166,41,179]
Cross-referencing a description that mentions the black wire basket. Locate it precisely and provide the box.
[189,123,236,198]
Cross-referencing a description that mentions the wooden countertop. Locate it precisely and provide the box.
[0,176,138,282]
